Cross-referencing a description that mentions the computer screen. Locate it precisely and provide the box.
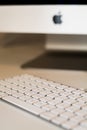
[0,2,87,52]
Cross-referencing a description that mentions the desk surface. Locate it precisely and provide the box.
[0,34,87,130]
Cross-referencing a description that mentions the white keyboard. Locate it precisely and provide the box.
[0,74,87,130]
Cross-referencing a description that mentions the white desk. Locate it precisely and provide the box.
[0,34,87,130]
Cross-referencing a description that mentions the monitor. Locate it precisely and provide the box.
[0,2,87,52]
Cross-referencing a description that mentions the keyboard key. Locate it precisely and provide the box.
[60,111,74,119]
[52,116,67,125]
[40,111,56,120]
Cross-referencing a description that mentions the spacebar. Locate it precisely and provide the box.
[2,96,44,115]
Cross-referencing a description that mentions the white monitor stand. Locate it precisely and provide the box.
[1,34,87,53]
[45,34,87,52]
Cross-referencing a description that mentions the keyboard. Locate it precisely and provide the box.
[0,74,87,130]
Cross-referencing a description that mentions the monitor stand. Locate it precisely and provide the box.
[45,34,87,52]
[21,34,87,71]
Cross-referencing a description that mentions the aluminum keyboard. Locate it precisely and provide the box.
[0,74,87,130]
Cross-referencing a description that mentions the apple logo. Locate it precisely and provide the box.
[53,12,62,24]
